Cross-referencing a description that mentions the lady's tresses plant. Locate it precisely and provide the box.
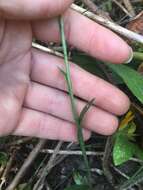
[59,16,94,188]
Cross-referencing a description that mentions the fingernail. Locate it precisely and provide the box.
[124,47,133,64]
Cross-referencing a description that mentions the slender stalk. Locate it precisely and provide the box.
[133,52,143,61]
[59,16,92,187]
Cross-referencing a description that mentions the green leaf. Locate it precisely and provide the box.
[113,133,134,166]
[106,64,143,104]
[64,184,90,190]
[113,125,143,166]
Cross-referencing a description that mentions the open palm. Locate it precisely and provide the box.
[0,1,131,141]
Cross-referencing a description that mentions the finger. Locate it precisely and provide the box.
[25,82,118,135]
[32,9,132,64]
[13,108,91,141]
[31,49,130,115]
[0,0,73,19]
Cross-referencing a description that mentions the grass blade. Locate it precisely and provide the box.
[59,16,92,188]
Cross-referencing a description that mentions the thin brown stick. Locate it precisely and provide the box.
[81,0,112,20]
[112,0,133,17]
[71,4,143,44]
[40,149,104,156]
[131,102,143,116]
[123,0,136,16]
[111,164,130,179]
[103,136,115,186]
[32,42,64,58]
[33,141,63,190]
[6,139,46,190]
[0,150,17,189]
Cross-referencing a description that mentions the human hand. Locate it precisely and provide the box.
[0,0,132,141]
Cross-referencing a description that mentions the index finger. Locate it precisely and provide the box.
[0,0,73,19]
[32,9,132,63]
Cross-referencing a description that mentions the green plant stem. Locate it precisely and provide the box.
[133,52,143,61]
[59,16,92,187]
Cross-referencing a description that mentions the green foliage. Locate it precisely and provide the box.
[113,130,134,166]
[73,171,90,185]
[106,63,143,104]
[73,172,84,185]
[64,172,90,190]
[113,123,143,166]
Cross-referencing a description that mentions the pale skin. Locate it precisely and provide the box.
[0,0,132,141]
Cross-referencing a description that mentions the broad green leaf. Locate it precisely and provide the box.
[64,185,90,190]
[113,129,143,165]
[106,64,143,104]
[113,133,134,166]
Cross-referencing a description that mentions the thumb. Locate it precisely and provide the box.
[0,0,73,19]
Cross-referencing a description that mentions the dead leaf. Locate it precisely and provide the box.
[127,11,143,35]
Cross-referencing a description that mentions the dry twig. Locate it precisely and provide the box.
[81,0,112,20]
[40,149,104,156]
[71,4,143,44]
[6,139,46,190]
[32,42,64,58]
[123,0,136,17]
[0,150,17,189]
[33,141,63,190]
[103,137,115,186]
[112,0,133,17]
